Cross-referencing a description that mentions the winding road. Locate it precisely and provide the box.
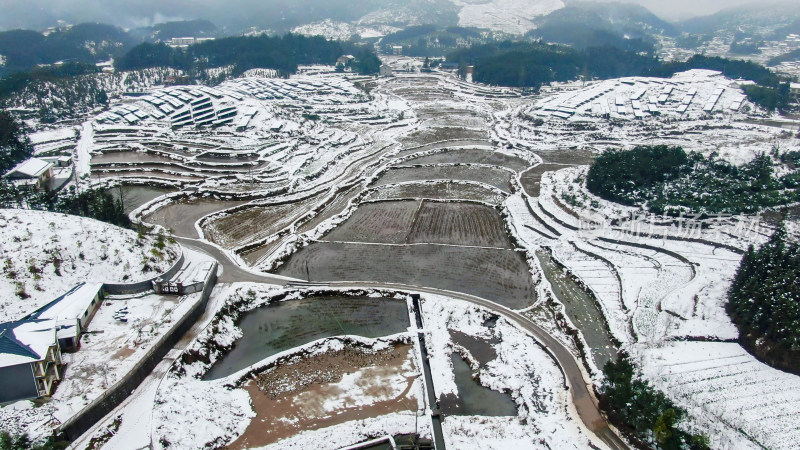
[171,233,627,449]
[128,72,630,449]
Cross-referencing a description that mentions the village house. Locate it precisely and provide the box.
[0,319,63,403]
[790,82,800,101]
[0,283,103,403]
[28,283,104,351]
[3,157,54,190]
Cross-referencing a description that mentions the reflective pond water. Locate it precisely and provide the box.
[204,295,410,380]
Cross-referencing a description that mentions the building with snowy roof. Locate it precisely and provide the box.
[3,157,54,190]
[0,319,63,403]
[27,283,104,351]
[791,82,800,100]
[0,283,104,403]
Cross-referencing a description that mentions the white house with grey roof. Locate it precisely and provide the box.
[3,157,54,190]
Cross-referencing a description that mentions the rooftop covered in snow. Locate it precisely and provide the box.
[4,158,53,179]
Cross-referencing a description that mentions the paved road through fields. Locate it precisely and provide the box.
[172,235,627,449]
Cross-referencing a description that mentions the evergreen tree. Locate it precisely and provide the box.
[0,110,33,173]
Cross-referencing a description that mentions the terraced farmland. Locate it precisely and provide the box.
[407,202,512,248]
[324,200,421,244]
[372,165,514,193]
[404,148,531,172]
[277,242,536,309]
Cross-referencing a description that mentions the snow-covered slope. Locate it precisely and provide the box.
[452,0,565,34]
[0,209,180,322]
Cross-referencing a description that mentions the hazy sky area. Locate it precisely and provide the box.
[0,0,778,31]
[605,0,763,20]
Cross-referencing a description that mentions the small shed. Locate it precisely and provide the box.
[379,64,393,77]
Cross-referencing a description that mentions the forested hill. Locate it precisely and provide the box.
[447,42,792,111]
[447,42,659,88]
[728,226,800,375]
[116,34,378,76]
[0,23,134,75]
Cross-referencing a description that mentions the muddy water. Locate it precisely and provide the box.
[228,344,415,450]
[204,296,410,380]
[143,198,248,238]
[110,185,175,214]
[439,352,517,416]
[536,251,618,370]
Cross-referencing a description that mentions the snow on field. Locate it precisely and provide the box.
[453,0,565,34]
[513,158,795,446]
[291,19,360,41]
[637,342,800,450]
[29,127,78,157]
[152,334,420,449]
[421,294,595,449]
[0,208,179,322]
[495,70,800,165]
[527,70,753,122]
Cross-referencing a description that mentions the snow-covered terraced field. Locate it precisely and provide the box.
[7,63,799,449]
[640,342,800,450]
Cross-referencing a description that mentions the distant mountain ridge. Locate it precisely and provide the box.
[677,1,800,35]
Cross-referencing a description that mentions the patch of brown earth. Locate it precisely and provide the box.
[228,344,416,449]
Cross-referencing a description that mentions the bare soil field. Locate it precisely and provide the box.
[324,200,421,244]
[203,195,322,249]
[372,166,513,193]
[277,242,536,309]
[364,181,507,205]
[228,344,415,450]
[296,184,363,234]
[520,163,568,197]
[144,198,249,238]
[407,202,513,249]
[91,151,180,164]
[403,148,531,172]
[398,127,488,148]
[536,148,596,165]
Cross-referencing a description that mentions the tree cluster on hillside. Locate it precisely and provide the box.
[768,48,800,67]
[379,25,486,57]
[0,23,133,75]
[526,5,659,54]
[727,226,800,374]
[601,357,710,450]
[115,34,376,77]
[449,43,792,112]
[674,34,712,50]
[586,145,800,215]
[447,42,659,88]
[346,50,382,75]
[0,431,68,450]
[0,182,131,228]
[0,110,33,173]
